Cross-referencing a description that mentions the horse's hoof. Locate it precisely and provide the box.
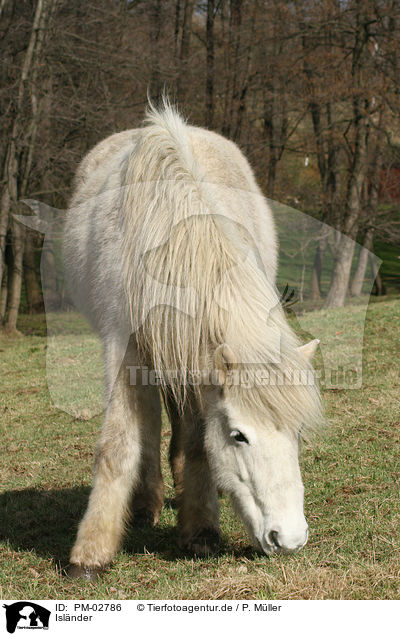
[133,507,158,527]
[66,564,104,581]
[184,528,221,557]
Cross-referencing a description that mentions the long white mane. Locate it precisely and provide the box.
[120,103,322,433]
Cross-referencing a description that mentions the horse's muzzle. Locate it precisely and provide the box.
[258,525,309,554]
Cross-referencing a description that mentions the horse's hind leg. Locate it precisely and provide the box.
[69,338,163,578]
[178,404,220,556]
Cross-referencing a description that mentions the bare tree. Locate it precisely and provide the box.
[324,3,371,308]
[149,0,163,102]
[221,0,242,137]
[350,108,386,296]
[1,0,398,327]
[0,0,58,330]
[177,0,194,103]
[296,0,399,306]
[205,0,216,127]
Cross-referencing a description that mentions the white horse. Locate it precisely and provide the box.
[64,103,322,579]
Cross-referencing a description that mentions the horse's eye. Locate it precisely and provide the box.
[230,430,249,444]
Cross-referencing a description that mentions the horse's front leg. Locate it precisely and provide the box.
[178,408,220,556]
[69,339,163,579]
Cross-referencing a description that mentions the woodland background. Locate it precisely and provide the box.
[0,0,400,331]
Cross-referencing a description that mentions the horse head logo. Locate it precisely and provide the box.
[3,602,50,634]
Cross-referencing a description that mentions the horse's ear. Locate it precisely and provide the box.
[297,339,320,361]
[214,344,238,384]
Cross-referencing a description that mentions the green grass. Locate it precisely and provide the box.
[0,299,399,599]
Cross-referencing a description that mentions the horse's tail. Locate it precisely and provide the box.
[120,101,235,405]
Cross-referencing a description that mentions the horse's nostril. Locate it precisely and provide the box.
[269,530,280,548]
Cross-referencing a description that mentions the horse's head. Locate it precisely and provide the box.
[203,339,320,555]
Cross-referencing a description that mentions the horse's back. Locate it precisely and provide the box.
[188,127,256,192]
[187,126,277,278]
[64,129,141,332]
[71,129,140,205]
[64,110,277,334]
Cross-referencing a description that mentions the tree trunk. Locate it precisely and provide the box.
[6,217,25,331]
[266,147,278,198]
[324,234,356,308]
[0,255,8,323]
[24,228,44,313]
[174,0,181,59]
[350,227,374,297]
[205,0,215,128]
[0,149,17,290]
[0,0,57,330]
[370,254,385,296]
[351,106,385,298]
[0,0,10,19]
[177,0,194,103]
[309,238,326,301]
[324,66,370,307]
[41,209,60,310]
[263,79,279,197]
[149,0,162,102]
[222,0,242,137]
[232,2,256,143]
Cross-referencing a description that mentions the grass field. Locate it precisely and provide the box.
[0,297,399,600]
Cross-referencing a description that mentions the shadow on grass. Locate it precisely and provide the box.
[0,487,91,566]
[0,489,254,568]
